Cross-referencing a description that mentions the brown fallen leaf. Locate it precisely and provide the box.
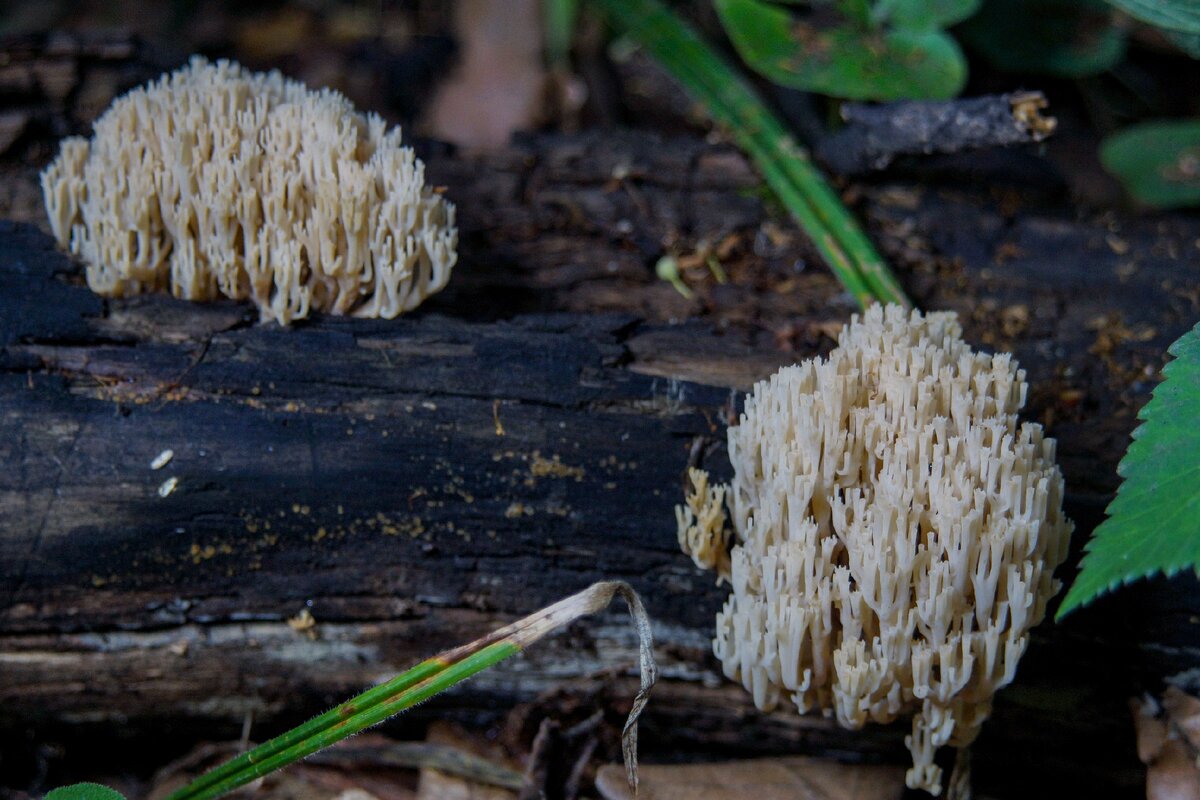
[416,722,520,800]
[292,765,414,800]
[1131,694,1200,800]
[423,0,547,152]
[1162,686,1200,753]
[235,7,313,61]
[0,111,30,156]
[416,769,513,800]
[593,756,905,800]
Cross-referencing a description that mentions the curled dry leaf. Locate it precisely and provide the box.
[1132,691,1200,800]
[594,756,904,800]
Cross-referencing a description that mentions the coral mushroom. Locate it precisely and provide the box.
[41,57,457,325]
[677,304,1072,795]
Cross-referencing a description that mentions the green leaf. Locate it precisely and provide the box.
[543,0,580,66]
[1105,0,1200,34]
[1057,322,1200,619]
[46,784,127,800]
[715,0,967,100]
[836,0,872,28]
[1164,28,1200,58]
[1101,120,1200,208]
[959,0,1126,77]
[883,0,983,31]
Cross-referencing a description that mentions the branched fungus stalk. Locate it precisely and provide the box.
[677,305,1073,795]
[41,57,457,324]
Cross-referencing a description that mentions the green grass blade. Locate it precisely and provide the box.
[594,0,910,308]
[165,581,656,799]
[544,0,580,67]
[171,644,519,800]
[164,657,449,800]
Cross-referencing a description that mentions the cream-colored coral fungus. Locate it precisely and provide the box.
[41,57,457,324]
[676,304,1072,795]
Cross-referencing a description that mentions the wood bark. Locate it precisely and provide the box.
[2,128,1200,799]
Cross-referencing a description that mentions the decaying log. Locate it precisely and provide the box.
[2,123,1200,799]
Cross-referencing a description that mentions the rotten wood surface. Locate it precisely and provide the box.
[2,126,1200,800]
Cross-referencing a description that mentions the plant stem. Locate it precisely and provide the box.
[165,581,656,800]
[544,0,580,68]
[593,0,910,309]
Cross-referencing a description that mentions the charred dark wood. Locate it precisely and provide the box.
[1,122,1200,799]
[816,92,1056,175]
[0,31,164,158]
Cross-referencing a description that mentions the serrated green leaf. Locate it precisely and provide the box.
[1105,0,1200,34]
[1164,28,1200,57]
[1057,322,1200,619]
[715,0,967,100]
[46,784,128,800]
[884,0,983,31]
[1101,120,1200,208]
[959,0,1126,77]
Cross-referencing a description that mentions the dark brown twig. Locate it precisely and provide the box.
[817,92,1056,175]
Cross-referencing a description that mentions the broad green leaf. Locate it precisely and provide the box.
[959,0,1126,77]
[1057,322,1200,618]
[1105,0,1200,34]
[883,0,983,31]
[1101,120,1200,208]
[715,0,967,100]
[46,785,128,800]
[1164,28,1200,58]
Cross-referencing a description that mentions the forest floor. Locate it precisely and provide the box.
[2,4,1200,800]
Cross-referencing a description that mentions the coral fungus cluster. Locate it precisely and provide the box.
[42,57,457,324]
[678,305,1072,794]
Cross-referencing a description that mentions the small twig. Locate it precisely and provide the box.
[308,741,525,790]
[518,718,559,800]
[817,92,1057,175]
[946,746,973,800]
[238,709,253,754]
[564,734,600,800]
[563,709,604,740]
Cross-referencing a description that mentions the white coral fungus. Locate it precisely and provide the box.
[41,57,457,325]
[677,305,1072,795]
